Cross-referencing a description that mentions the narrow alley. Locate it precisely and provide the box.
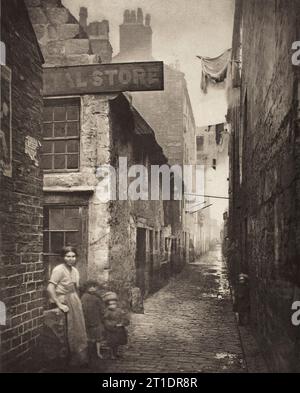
[2,0,299,375]
[95,247,265,373]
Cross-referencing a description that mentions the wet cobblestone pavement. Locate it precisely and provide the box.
[91,247,265,373]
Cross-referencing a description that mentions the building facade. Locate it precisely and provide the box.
[0,0,44,372]
[227,0,300,372]
[42,92,169,308]
[196,124,229,255]
[26,0,177,310]
[111,8,199,263]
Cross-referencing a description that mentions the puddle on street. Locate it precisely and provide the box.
[190,246,231,298]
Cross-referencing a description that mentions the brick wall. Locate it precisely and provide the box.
[0,0,44,372]
[228,0,300,372]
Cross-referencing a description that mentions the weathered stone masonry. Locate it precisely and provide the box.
[108,94,168,304]
[42,92,171,309]
[27,1,174,310]
[227,0,300,372]
[0,0,44,372]
[112,9,199,263]
[25,0,112,66]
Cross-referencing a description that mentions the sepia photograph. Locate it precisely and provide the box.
[0,0,300,377]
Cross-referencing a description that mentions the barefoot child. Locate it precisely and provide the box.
[81,281,105,359]
[103,292,130,359]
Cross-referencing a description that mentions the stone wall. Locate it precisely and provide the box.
[227,0,300,372]
[113,11,199,259]
[108,96,167,306]
[130,67,198,261]
[42,91,171,308]
[26,0,112,66]
[26,0,115,288]
[0,0,44,372]
[43,94,113,287]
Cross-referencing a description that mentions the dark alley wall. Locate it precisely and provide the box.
[227,0,300,372]
[0,0,44,371]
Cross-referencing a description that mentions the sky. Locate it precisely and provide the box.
[63,0,235,126]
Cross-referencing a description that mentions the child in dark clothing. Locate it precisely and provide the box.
[81,281,105,359]
[236,273,250,326]
[103,292,130,359]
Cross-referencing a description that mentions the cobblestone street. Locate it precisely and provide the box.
[92,247,265,373]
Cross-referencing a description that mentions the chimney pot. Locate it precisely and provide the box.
[130,10,136,23]
[137,8,143,24]
[145,14,151,26]
[124,9,130,23]
[118,8,153,60]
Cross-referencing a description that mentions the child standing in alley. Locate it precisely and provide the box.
[103,292,130,359]
[236,273,250,326]
[81,281,105,360]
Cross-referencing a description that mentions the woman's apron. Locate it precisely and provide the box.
[57,287,88,366]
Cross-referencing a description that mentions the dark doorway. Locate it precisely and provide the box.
[170,239,177,275]
[135,228,147,296]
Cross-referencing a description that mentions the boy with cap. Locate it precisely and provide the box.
[103,292,130,359]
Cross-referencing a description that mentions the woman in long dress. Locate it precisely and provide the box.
[47,246,88,367]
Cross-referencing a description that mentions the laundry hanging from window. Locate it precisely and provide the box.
[197,48,231,93]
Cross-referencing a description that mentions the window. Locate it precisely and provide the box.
[43,206,82,276]
[0,41,6,65]
[212,159,217,170]
[42,98,80,172]
[0,301,6,326]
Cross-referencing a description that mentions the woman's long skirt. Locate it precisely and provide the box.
[61,292,88,366]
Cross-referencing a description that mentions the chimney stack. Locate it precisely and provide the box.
[124,9,130,24]
[79,7,88,33]
[86,19,113,63]
[118,8,152,61]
